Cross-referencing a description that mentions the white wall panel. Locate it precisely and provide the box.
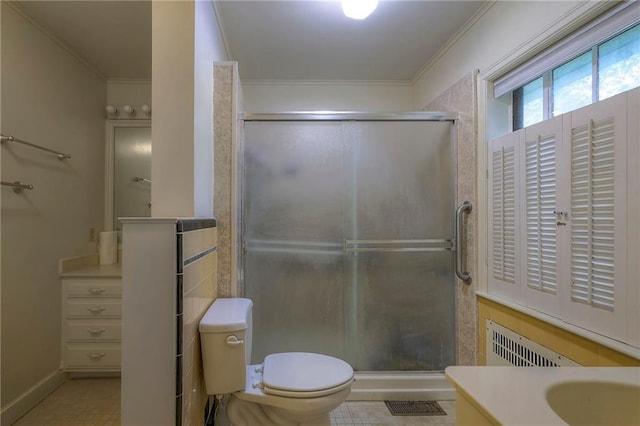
[243,81,412,112]
[1,1,105,416]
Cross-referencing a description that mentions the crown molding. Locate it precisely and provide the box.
[411,0,496,85]
[241,79,412,87]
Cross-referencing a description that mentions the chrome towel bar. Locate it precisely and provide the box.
[1,181,34,193]
[133,176,152,184]
[1,134,71,160]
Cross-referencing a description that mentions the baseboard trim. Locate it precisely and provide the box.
[1,369,66,425]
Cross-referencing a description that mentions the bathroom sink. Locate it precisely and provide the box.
[546,381,640,425]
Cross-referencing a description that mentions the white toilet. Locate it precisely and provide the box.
[199,298,354,426]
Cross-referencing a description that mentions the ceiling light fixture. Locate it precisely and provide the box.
[342,0,378,20]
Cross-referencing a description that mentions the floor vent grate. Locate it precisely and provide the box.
[384,400,447,416]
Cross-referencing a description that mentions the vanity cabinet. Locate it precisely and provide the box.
[61,267,122,372]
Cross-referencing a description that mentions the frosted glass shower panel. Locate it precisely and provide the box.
[353,252,455,371]
[347,121,455,371]
[348,121,454,239]
[244,121,345,242]
[243,121,346,362]
[245,251,345,362]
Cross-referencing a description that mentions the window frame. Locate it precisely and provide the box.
[513,22,640,130]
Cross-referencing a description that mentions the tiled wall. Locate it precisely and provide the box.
[424,71,478,366]
[477,297,640,367]
[213,62,243,297]
[122,218,218,425]
[178,224,218,426]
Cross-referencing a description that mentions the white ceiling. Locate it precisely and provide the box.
[13,0,486,82]
[216,1,485,81]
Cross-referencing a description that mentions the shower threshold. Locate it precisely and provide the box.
[348,371,455,401]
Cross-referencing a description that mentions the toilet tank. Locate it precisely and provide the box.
[199,298,253,395]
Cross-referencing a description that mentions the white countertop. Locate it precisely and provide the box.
[60,263,122,278]
[445,366,640,425]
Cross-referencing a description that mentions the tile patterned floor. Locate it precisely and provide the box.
[13,378,121,426]
[12,378,455,426]
[331,401,456,426]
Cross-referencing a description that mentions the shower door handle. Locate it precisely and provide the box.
[455,201,472,284]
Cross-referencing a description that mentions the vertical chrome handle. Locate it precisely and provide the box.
[455,201,472,284]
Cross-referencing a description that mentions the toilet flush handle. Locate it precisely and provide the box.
[225,335,244,346]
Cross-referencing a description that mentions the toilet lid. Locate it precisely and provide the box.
[262,352,354,395]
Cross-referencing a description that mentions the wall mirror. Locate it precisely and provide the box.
[105,120,151,232]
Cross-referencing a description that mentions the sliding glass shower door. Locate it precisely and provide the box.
[243,116,455,371]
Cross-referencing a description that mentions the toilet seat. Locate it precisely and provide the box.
[261,352,354,398]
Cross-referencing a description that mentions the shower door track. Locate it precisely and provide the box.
[242,111,458,122]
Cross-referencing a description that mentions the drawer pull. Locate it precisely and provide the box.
[88,288,106,295]
[87,306,106,314]
[87,352,106,360]
[88,328,106,336]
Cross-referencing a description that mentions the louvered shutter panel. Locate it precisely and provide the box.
[489,133,520,301]
[565,93,627,342]
[526,134,558,294]
[570,118,616,311]
[492,146,516,282]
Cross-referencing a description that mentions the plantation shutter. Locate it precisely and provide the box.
[489,132,521,301]
[525,134,558,294]
[492,146,516,283]
[565,92,627,342]
[570,117,616,311]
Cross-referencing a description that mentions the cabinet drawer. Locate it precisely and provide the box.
[65,344,120,369]
[66,299,121,318]
[65,280,121,297]
[66,320,121,341]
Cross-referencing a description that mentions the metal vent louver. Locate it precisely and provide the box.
[486,320,580,367]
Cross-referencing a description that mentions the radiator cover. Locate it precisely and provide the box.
[486,319,580,366]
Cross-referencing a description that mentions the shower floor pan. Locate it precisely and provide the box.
[348,372,455,401]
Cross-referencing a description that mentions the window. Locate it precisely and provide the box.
[552,52,592,116]
[513,77,544,130]
[599,24,640,100]
[513,23,640,130]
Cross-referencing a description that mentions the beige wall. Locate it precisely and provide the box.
[151,1,196,218]
[478,297,640,367]
[106,80,151,107]
[243,81,412,112]
[411,1,609,108]
[194,0,226,217]
[1,0,106,410]
[151,0,227,218]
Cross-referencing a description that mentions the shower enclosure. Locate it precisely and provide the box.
[242,113,460,373]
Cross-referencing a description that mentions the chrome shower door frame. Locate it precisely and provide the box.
[241,112,459,372]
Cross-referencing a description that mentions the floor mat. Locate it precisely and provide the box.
[384,400,447,416]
